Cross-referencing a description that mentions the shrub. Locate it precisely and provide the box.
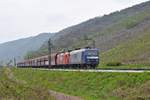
[125,20,138,29]
[106,62,122,66]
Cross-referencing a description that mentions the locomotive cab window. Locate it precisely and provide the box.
[86,51,98,56]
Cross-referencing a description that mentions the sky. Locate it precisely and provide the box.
[0,0,149,43]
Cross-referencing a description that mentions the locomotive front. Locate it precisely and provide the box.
[83,48,99,68]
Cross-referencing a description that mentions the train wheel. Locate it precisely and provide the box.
[86,65,90,69]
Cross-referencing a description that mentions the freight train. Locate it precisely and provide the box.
[17,48,99,69]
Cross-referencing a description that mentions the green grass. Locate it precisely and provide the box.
[98,64,150,69]
[9,68,150,100]
[0,68,55,100]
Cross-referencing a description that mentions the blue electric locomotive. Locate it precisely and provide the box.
[70,48,99,68]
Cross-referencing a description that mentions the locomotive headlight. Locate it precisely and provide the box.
[87,56,99,59]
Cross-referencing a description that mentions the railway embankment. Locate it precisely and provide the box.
[0,68,83,100]
[0,69,150,100]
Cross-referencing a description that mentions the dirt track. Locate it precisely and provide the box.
[49,90,83,100]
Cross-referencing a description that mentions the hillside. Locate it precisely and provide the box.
[0,33,54,64]
[36,1,150,65]
[101,23,150,65]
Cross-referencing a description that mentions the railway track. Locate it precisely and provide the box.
[30,68,150,73]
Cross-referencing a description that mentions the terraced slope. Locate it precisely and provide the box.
[101,23,150,65]
[98,9,150,65]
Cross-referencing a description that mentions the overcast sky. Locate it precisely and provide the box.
[0,0,149,43]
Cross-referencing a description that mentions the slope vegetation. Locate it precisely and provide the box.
[101,22,150,65]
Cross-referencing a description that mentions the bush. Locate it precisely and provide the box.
[106,62,122,66]
[125,20,138,29]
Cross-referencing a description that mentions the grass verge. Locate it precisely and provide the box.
[0,68,55,100]
[11,68,150,100]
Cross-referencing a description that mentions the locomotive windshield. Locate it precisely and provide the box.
[86,50,98,56]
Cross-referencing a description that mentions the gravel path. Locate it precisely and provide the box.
[49,90,83,100]
[33,68,150,73]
